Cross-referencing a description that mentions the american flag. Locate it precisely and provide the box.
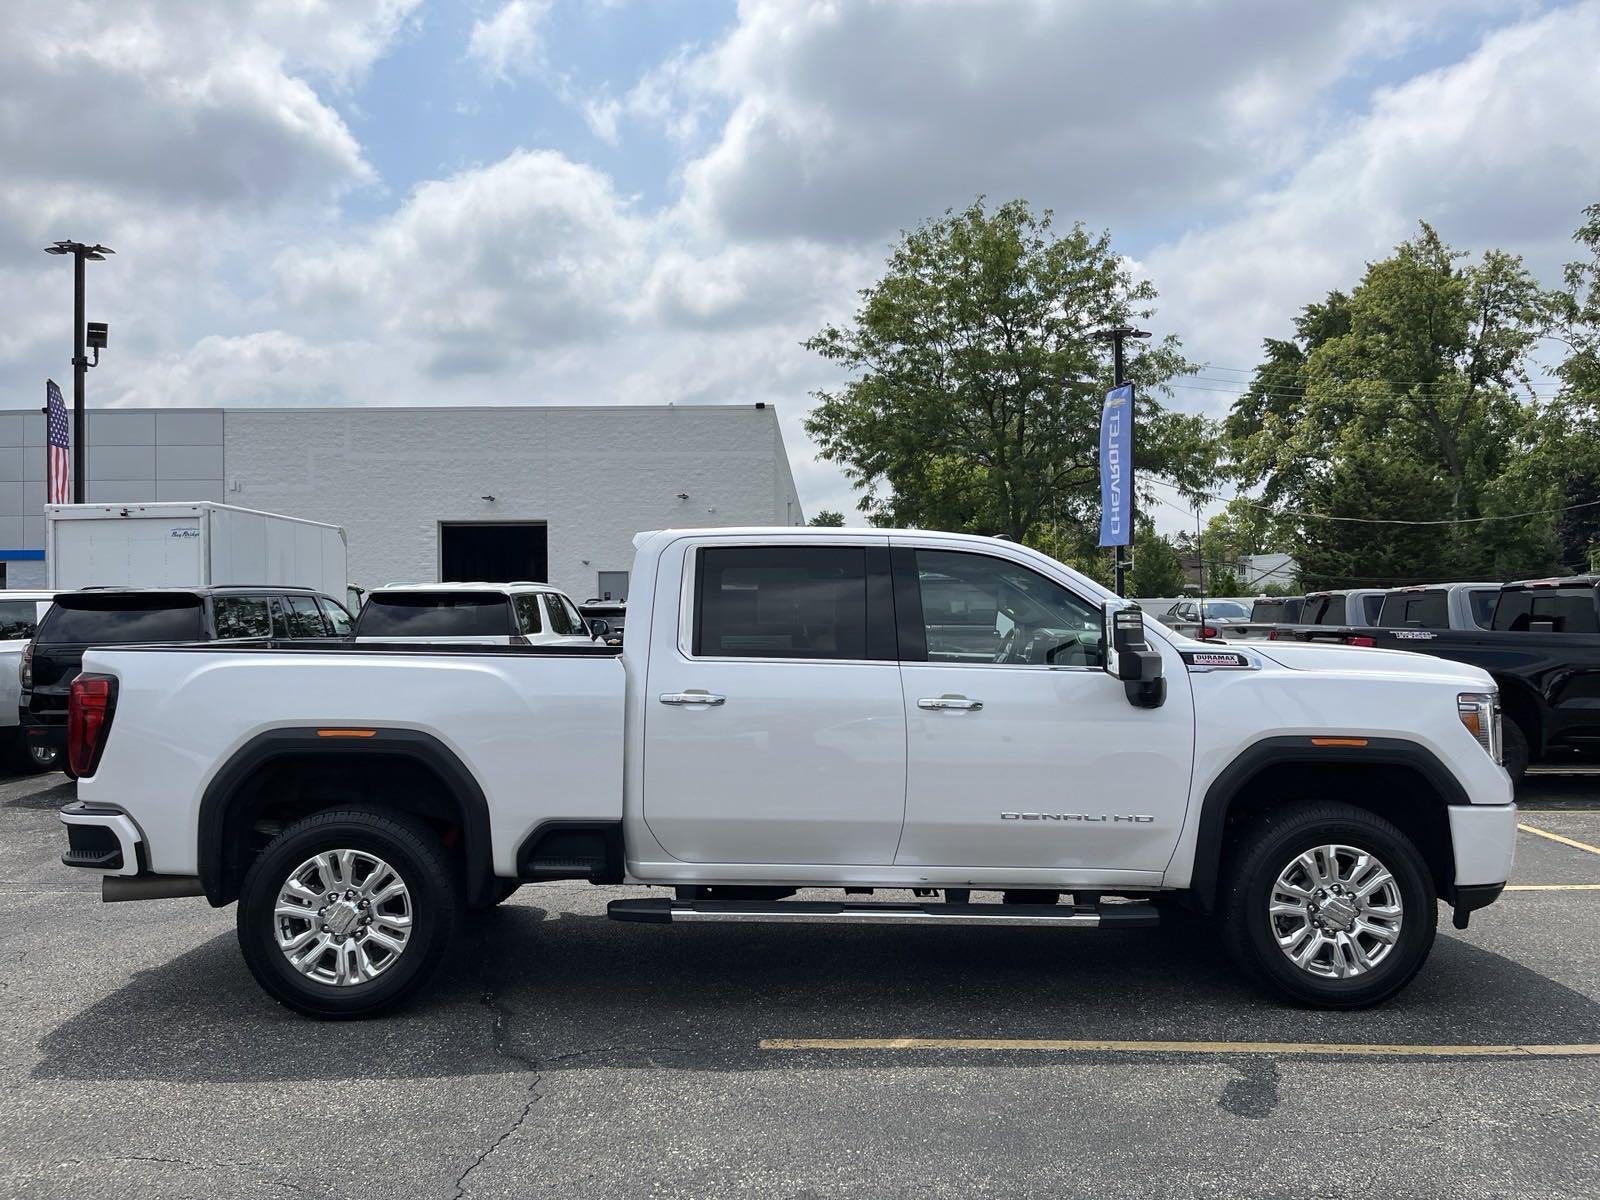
[45,379,70,504]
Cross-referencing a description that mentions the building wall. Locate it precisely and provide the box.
[0,408,224,587]
[0,403,803,596]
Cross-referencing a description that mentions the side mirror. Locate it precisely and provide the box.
[1101,601,1166,709]
[588,618,611,638]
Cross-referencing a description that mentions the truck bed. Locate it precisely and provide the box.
[75,641,628,881]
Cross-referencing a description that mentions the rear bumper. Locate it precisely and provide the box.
[59,801,144,876]
[1448,802,1517,889]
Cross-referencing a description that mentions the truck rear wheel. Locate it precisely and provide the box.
[1218,801,1436,1009]
[236,808,460,1019]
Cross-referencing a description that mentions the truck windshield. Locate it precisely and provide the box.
[357,593,514,637]
[1303,595,1347,625]
[39,594,205,643]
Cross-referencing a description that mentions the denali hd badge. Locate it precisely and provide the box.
[1002,812,1155,823]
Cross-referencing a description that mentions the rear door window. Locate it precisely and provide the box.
[545,593,587,637]
[356,593,516,637]
[213,596,272,640]
[512,594,543,634]
[283,595,329,638]
[39,595,205,643]
[694,546,868,659]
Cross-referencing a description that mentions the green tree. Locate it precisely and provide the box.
[805,198,1217,546]
[1227,222,1561,581]
[1130,532,1186,597]
[1208,568,1241,596]
[807,509,846,527]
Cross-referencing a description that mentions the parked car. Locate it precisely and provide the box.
[58,527,1513,1017]
[578,599,626,645]
[21,585,354,770]
[1377,583,1500,631]
[0,591,62,772]
[1161,598,1250,639]
[352,582,597,646]
[1299,589,1388,630]
[1286,574,1600,781]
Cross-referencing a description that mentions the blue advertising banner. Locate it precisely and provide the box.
[1098,383,1133,547]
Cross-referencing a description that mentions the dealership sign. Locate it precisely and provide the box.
[1098,383,1133,548]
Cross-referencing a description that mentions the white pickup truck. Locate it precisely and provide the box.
[58,528,1517,1018]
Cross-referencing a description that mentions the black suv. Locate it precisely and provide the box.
[21,585,355,768]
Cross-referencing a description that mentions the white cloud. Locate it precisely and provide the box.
[1145,2,1600,393]
[672,0,1483,243]
[466,0,554,81]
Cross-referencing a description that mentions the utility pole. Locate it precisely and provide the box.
[43,240,113,504]
[1093,324,1150,596]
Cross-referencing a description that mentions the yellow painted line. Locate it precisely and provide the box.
[760,1038,1600,1057]
[1518,823,1600,856]
[1504,883,1600,891]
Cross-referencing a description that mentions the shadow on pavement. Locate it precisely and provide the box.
[4,780,75,811]
[34,898,1600,1082]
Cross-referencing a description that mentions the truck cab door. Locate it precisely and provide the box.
[641,538,906,866]
[890,542,1195,876]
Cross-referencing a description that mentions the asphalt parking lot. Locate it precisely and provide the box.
[2,772,1597,1200]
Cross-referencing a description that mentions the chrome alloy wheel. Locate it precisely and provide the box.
[1269,844,1403,979]
[273,849,413,986]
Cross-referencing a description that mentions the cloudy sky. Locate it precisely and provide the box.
[3,0,1597,524]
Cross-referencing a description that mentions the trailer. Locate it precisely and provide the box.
[45,503,347,597]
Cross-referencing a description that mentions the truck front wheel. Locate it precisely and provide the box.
[236,808,461,1019]
[1218,801,1437,1008]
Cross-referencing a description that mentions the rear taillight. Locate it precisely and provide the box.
[1346,636,1376,647]
[1200,625,1219,639]
[19,641,33,690]
[1267,629,1288,640]
[67,673,118,778]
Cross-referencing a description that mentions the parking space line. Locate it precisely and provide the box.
[760,1038,1600,1057]
[1504,883,1600,891]
[1517,823,1600,856]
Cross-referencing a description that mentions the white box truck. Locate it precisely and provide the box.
[45,503,347,597]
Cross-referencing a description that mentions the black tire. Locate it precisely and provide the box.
[236,808,461,1019]
[1218,800,1436,1009]
[1502,719,1530,787]
[4,733,58,775]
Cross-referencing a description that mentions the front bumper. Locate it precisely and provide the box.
[59,801,144,876]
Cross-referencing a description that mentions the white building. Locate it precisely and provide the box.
[0,404,804,599]
[1238,552,1298,591]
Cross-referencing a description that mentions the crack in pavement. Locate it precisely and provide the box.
[452,986,542,1200]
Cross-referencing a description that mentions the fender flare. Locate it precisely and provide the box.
[197,727,494,907]
[1188,736,1469,912]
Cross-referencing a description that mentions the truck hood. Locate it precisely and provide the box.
[1253,641,1494,688]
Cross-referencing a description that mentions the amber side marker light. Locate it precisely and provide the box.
[317,729,377,739]
[1310,737,1368,747]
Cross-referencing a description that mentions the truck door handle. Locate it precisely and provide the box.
[659,691,726,706]
[918,695,982,711]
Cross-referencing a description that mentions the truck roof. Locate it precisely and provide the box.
[370,582,568,594]
[1503,574,1599,590]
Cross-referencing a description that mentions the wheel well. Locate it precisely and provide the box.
[1496,679,1541,756]
[199,733,495,908]
[1197,757,1456,912]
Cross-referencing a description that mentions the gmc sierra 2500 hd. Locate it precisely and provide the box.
[58,528,1516,1018]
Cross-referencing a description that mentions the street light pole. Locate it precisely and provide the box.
[1093,323,1151,596]
[43,240,113,504]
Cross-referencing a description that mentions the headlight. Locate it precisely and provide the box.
[1457,692,1501,764]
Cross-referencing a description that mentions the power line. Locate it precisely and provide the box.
[1141,476,1600,527]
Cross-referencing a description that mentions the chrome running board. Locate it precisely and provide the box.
[607,898,1159,928]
